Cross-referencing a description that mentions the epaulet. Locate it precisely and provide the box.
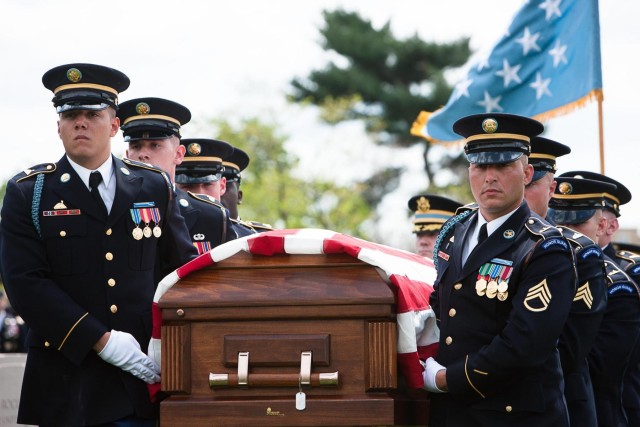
[616,250,640,265]
[188,192,225,209]
[615,250,640,279]
[557,225,597,250]
[121,158,172,199]
[244,220,274,231]
[454,202,478,215]
[15,163,57,182]
[604,259,640,297]
[231,218,256,229]
[526,217,570,253]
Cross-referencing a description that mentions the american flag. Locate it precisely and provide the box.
[412,0,602,142]
[147,228,438,400]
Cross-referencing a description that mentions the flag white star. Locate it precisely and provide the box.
[539,0,562,21]
[530,72,552,99]
[515,27,541,55]
[453,77,473,99]
[548,40,568,67]
[495,59,522,87]
[477,91,504,113]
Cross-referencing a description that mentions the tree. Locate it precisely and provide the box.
[289,9,472,192]
[203,117,373,238]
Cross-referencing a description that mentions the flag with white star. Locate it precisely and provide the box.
[412,0,602,142]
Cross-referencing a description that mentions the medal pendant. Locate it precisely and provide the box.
[132,227,143,240]
[143,225,152,238]
[153,226,162,238]
[475,278,487,296]
[497,291,508,301]
[497,281,508,293]
[486,280,498,299]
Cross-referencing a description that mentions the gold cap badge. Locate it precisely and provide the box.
[135,102,150,115]
[188,143,202,156]
[416,196,431,213]
[66,68,82,83]
[482,118,498,133]
[558,182,573,194]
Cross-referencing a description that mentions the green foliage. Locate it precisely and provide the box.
[203,117,373,238]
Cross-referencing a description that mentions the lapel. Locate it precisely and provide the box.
[461,203,529,277]
[452,213,476,271]
[109,156,143,226]
[176,188,199,230]
[48,156,105,221]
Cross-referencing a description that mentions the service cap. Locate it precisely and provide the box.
[176,138,234,184]
[408,194,462,234]
[529,137,571,182]
[558,171,631,217]
[118,97,191,142]
[453,113,543,165]
[548,176,617,225]
[42,63,130,113]
[222,147,250,183]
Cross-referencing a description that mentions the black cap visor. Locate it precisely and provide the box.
[548,208,598,225]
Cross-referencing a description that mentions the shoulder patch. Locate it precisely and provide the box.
[605,260,640,296]
[15,163,57,182]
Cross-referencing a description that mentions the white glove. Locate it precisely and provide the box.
[98,330,160,384]
[422,357,447,393]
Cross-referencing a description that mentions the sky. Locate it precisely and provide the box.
[1,0,638,250]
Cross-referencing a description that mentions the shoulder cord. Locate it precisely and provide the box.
[31,173,44,238]
[432,209,473,270]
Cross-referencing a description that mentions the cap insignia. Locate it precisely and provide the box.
[482,118,498,133]
[416,196,431,213]
[66,68,82,83]
[135,102,150,115]
[558,182,573,195]
[188,143,202,156]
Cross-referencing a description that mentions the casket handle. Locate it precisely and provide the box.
[209,350,339,388]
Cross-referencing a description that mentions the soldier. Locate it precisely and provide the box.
[524,136,571,222]
[425,113,575,427]
[119,99,236,255]
[549,174,640,427]
[524,138,606,426]
[407,194,462,259]
[220,146,274,234]
[0,63,197,426]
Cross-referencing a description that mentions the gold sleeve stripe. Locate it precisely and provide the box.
[464,355,486,398]
[58,312,89,351]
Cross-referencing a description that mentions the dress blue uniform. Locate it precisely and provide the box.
[0,63,198,426]
[427,113,576,427]
[0,155,197,425]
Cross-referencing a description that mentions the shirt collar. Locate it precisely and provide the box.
[67,155,114,190]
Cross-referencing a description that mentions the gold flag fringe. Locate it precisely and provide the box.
[410,88,603,147]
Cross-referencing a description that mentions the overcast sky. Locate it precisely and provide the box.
[1,0,638,248]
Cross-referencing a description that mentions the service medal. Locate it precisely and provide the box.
[132,227,143,240]
[476,278,487,296]
[497,291,508,301]
[486,280,498,299]
[143,225,152,238]
[498,281,508,293]
[153,226,162,238]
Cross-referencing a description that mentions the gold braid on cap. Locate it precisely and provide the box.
[529,153,557,160]
[181,156,223,163]
[465,133,530,144]
[122,114,182,126]
[54,83,119,95]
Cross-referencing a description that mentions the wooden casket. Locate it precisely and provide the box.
[155,230,435,426]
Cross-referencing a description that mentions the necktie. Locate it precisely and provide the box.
[89,171,108,215]
[477,223,488,245]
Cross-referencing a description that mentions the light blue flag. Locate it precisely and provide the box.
[412,0,602,142]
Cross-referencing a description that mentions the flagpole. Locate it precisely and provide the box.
[598,97,605,174]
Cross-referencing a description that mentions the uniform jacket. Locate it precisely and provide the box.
[429,202,576,427]
[557,226,607,427]
[590,254,640,427]
[176,189,235,254]
[0,155,197,426]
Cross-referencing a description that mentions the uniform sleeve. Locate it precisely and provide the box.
[0,180,107,364]
[446,237,576,400]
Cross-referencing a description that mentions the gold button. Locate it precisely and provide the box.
[505,405,512,413]
[105,252,113,261]
[110,305,118,314]
[445,336,453,345]
[454,283,462,290]
[449,308,457,317]
[44,341,50,348]
[59,230,67,237]
[106,228,113,236]
[108,278,116,287]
